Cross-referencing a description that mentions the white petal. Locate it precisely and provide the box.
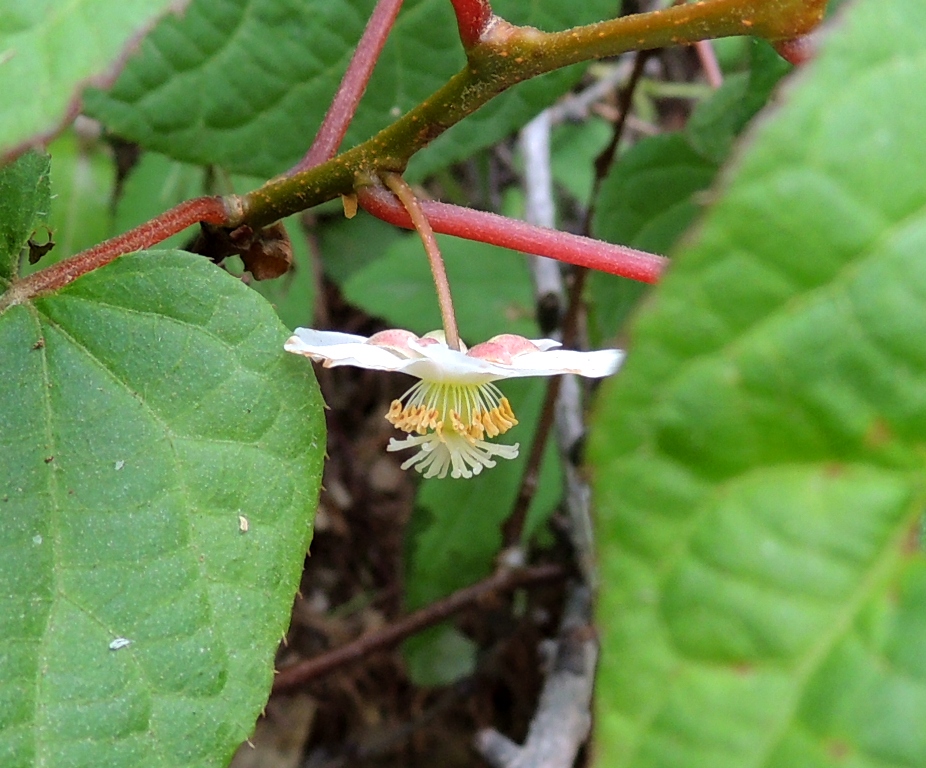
[530,338,562,352]
[285,327,623,382]
[406,338,504,383]
[502,348,625,378]
[290,328,370,347]
[285,331,413,372]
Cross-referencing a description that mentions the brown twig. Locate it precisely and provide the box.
[290,0,405,174]
[501,38,653,547]
[475,583,596,768]
[271,563,565,693]
[586,49,652,234]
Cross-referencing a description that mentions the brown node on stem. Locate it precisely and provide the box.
[191,220,293,281]
[773,33,818,66]
[27,227,55,265]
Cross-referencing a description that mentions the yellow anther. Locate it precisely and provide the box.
[388,386,518,444]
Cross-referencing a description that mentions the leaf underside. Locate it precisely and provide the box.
[590,1,926,766]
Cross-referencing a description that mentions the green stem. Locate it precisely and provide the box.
[238,0,825,229]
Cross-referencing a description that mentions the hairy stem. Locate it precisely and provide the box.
[0,197,231,312]
[358,184,667,283]
[239,0,825,229]
[291,0,405,173]
[381,173,461,349]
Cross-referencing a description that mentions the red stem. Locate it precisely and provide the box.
[357,185,667,284]
[449,0,494,49]
[290,0,405,174]
[382,173,462,350]
[695,39,723,89]
[0,196,229,310]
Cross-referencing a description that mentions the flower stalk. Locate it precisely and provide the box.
[381,173,462,351]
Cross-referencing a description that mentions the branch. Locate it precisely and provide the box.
[291,0,405,173]
[26,0,824,280]
[0,196,230,311]
[238,0,826,229]
[475,584,597,768]
[357,184,667,283]
[271,563,565,693]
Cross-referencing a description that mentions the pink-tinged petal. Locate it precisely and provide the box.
[468,334,540,364]
[285,326,623,383]
[368,329,420,355]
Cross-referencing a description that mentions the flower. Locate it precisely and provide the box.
[284,328,624,479]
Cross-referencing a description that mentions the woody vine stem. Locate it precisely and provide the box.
[0,0,825,310]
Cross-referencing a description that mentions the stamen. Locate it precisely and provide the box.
[386,382,518,440]
[385,379,521,478]
[387,432,520,479]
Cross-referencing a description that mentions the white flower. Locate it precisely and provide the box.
[284,328,624,479]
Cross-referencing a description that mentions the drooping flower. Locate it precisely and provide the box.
[284,328,624,480]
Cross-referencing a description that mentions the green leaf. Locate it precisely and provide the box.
[0,0,187,160]
[685,40,791,164]
[38,129,117,267]
[589,132,716,342]
[589,2,926,767]
[588,40,793,345]
[342,232,538,343]
[0,251,325,767]
[0,150,50,282]
[319,211,403,285]
[594,133,718,256]
[550,117,612,205]
[85,0,618,179]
